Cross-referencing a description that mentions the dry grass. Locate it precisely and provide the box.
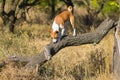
[0,23,114,80]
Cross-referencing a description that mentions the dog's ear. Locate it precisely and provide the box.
[49,29,53,33]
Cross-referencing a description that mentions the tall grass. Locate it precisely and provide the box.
[0,24,50,59]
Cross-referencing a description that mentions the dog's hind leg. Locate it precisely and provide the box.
[70,15,76,36]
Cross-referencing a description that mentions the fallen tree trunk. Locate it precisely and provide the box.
[0,18,115,69]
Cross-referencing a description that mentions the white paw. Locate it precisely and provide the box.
[52,39,57,43]
[73,33,76,36]
[73,28,76,36]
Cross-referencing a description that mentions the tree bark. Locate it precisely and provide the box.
[113,18,120,79]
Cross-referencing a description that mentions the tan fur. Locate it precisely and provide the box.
[54,6,74,28]
[49,29,58,39]
[50,6,76,43]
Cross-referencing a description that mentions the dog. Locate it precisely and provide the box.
[49,6,76,43]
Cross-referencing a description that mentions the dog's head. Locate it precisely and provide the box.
[49,29,59,43]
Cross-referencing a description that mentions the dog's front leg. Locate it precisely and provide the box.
[57,28,65,42]
[61,28,65,36]
[58,32,61,42]
[73,28,76,36]
[70,15,76,36]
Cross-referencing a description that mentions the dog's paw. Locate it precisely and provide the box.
[52,39,57,43]
[73,33,76,37]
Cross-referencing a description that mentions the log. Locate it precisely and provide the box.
[24,18,114,68]
[0,18,115,69]
[113,18,120,79]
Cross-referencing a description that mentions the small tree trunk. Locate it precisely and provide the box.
[51,0,55,18]
[7,21,15,32]
[113,18,120,79]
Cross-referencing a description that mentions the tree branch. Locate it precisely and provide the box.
[94,0,106,15]
[61,0,74,7]
[8,0,20,16]
[19,0,39,9]
[0,0,6,15]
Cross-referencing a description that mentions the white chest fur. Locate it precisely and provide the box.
[52,21,59,32]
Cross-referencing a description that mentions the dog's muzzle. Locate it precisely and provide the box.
[52,39,57,43]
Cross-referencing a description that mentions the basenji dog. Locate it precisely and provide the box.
[49,6,76,43]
